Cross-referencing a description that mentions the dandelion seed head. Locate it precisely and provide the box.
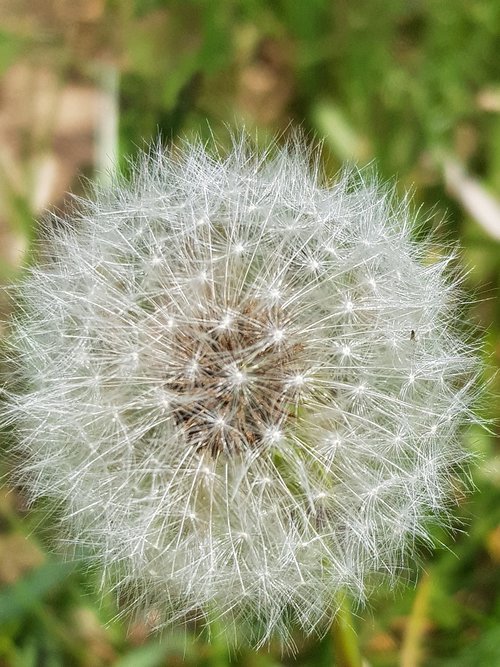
[2,134,481,647]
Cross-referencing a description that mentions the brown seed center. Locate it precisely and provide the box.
[166,299,305,457]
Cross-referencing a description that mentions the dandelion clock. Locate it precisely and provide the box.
[2,135,480,649]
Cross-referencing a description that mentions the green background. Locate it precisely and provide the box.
[0,1,499,665]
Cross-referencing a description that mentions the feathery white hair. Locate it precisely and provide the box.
[3,135,479,647]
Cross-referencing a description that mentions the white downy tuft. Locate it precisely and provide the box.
[2,135,480,647]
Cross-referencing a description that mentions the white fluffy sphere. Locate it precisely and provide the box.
[4,136,479,646]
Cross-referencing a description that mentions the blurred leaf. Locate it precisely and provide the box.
[0,30,23,74]
[278,0,331,43]
[444,159,500,241]
[14,640,39,667]
[440,624,500,667]
[114,639,193,667]
[0,561,74,624]
[312,101,371,163]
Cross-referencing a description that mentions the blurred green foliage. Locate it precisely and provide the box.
[0,1,499,665]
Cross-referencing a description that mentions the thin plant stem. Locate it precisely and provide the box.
[331,593,363,667]
[400,572,431,667]
[206,611,230,667]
